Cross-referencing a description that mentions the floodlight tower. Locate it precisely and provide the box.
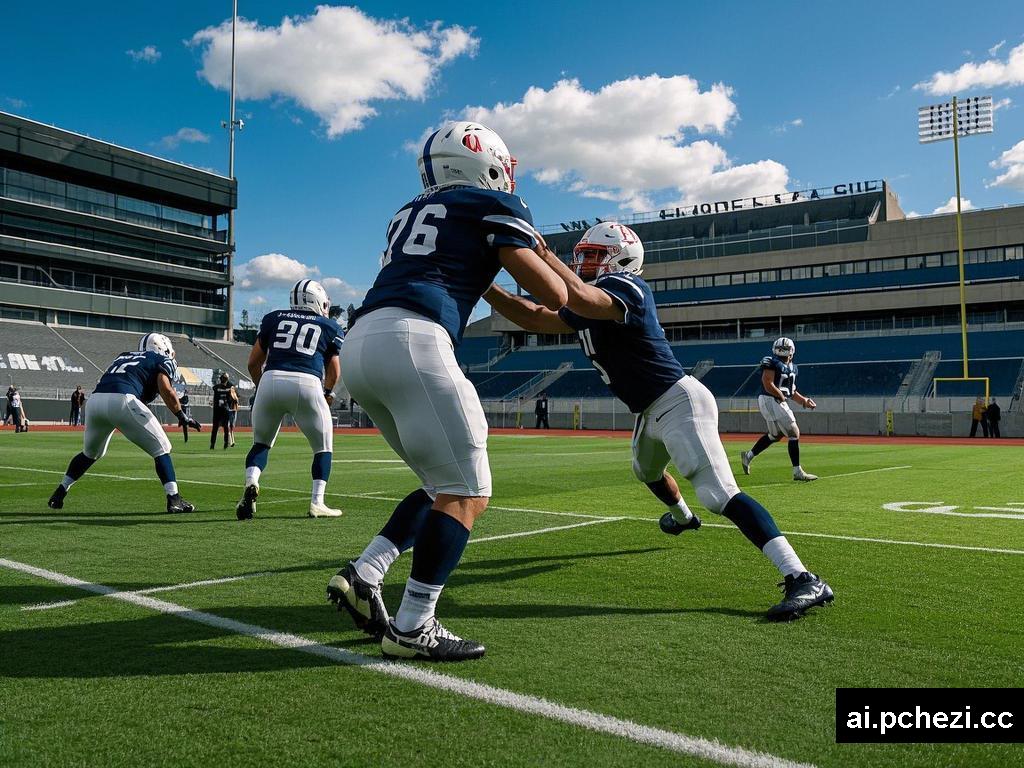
[918,94,993,393]
[221,0,243,341]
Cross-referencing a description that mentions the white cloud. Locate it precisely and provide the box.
[158,127,211,150]
[236,254,362,304]
[191,6,478,137]
[3,96,27,110]
[994,97,1013,111]
[460,75,788,212]
[771,117,803,133]
[932,196,975,214]
[320,277,361,301]
[127,45,161,63]
[989,40,1006,57]
[880,85,901,100]
[905,210,921,219]
[988,139,1024,191]
[916,42,1024,94]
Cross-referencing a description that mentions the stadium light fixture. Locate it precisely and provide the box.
[918,95,993,385]
[223,0,243,342]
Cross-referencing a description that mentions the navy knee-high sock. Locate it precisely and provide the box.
[380,488,434,552]
[721,493,782,549]
[787,439,800,467]
[750,433,777,456]
[61,452,95,489]
[246,443,271,471]
[409,510,470,586]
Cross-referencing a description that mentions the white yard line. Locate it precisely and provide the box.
[21,572,270,612]
[468,517,624,545]
[5,465,1023,556]
[0,556,814,768]
[741,465,912,489]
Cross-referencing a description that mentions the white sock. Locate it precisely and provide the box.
[670,497,693,522]
[762,536,806,578]
[793,465,802,475]
[163,481,178,496]
[311,479,327,505]
[394,577,443,633]
[354,535,400,586]
[245,466,261,487]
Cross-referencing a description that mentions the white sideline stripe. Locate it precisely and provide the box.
[468,517,623,545]
[21,572,268,612]
[5,465,1022,556]
[0,557,814,768]
[741,465,912,489]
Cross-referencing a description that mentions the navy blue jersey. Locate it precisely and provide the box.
[559,272,684,413]
[353,186,537,346]
[94,351,177,404]
[760,355,798,398]
[258,309,343,379]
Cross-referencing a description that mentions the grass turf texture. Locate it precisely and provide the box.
[1,430,1022,768]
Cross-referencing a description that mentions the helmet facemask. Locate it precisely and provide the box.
[570,245,613,282]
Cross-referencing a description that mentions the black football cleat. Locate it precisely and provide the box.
[381,618,485,662]
[326,562,389,638]
[48,485,67,510]
[166,493,196,514]
[236,484,258,521]
[659,510,701,535]
[767,572,834,621]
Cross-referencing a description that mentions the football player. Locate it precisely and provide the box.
[484,223,833,621]
[47,333,201,513]
[327,121,567,660]
[740,338,818,482]
[236,279,344,520]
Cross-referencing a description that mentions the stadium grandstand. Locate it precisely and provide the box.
[458,180,1024,435]
[0,111,272,424]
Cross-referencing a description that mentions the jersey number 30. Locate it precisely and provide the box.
[381,204,447,267]
[274,321,321,356]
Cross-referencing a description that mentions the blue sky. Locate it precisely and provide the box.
[4,1,1024,324]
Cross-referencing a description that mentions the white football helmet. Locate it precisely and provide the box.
[570,222,645,282]
[138,332,175,359]
[290,279,330,317]
[773,337,796,360]
[418,121,516,193]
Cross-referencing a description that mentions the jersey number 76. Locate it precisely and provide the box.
[381,204,447,267]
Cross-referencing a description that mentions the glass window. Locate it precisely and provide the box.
[854,261,867,273]
[791,267,810,279]
[53,269,74,287]
[779,268,791,281]
[942,252,958,266]
[0,262,17,280]
[883,258,905,271]
[926,253,941,268]
[986,248,1004,263]
[906,256,925,269]
[811,265,824,278]
[761,269,778,282]
[869,260,882,273]
[732,273,745,285]
[666,278,681,291]
[681,277,693,289]
[746,271,760,284]
[825,264,841,276]
[714,274,730,287]
[964,249,981,264]
[74,273,94,290]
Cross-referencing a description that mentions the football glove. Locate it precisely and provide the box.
[175,410,202,431]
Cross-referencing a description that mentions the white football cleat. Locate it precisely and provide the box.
[740,450,753,475]
[793,467,818,482]
[309,501,343,518]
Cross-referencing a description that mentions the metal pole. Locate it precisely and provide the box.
[225,0,238,342]
[952,96,969,379]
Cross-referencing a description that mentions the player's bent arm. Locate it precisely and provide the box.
[324,355,340,403]
[157,373,184,413]
[792,391,816,409]
[534,243,624,322]
[761,369,787,403]
[483,285,573,334]
[248,340,268,387]
[497,247,567,311]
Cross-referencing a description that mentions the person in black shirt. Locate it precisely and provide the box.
[70,385,86,426]
[987,399,1001,438]
[3,385,14,426]
[211,373,233,450]
[534,392,550,429]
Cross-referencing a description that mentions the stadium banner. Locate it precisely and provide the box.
[0,352,85,373]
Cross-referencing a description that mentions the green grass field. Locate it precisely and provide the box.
[1,429,1022,768]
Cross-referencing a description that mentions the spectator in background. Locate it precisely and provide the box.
[535,391,550,429]
[226,380,239,447]
[70,385,86,426]
[3,384,14,426]
[10,387,26,433]
[970,398,987,438]
[180,388,191,418]
[211,373,233,450]
[987,398,1001,438]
